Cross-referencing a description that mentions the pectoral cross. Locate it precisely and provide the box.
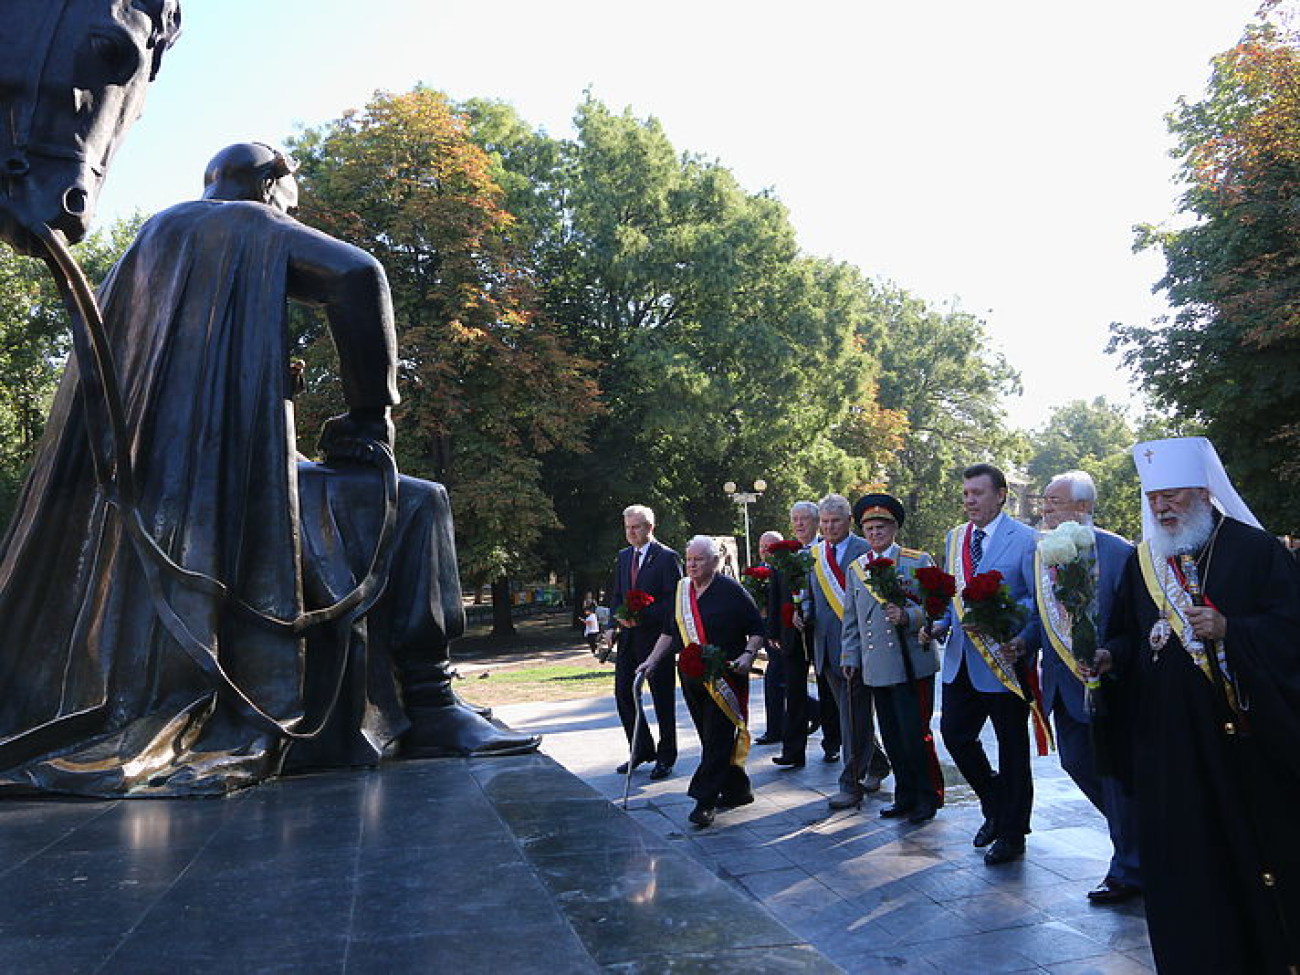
[1143,449,1155,464]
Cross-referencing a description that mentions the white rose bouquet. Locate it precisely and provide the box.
[1038,520,1100,684]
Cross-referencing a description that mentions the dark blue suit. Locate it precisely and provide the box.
[1037,527,1140,887]
[608,539,681,766]
[938,513,1038,843]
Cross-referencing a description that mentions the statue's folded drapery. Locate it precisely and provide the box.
[0,200,408,796]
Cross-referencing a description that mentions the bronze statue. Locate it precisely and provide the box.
[0,3,535,796]
[0,142,537,795]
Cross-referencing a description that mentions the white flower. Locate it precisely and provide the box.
[1057,520,1096,550]
[1038,531,1078,566]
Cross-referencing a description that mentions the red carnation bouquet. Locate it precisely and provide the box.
[679,642,727,683]
[615,589,655,626]
[915,566,957,623]
[741,564,773,604]
[766,539,811,593]
[960,570,1027,643]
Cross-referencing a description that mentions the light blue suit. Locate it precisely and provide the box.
[938,513,1039,842]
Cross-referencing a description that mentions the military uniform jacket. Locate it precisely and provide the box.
[840,543,940,686]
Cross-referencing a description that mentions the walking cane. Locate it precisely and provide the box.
[622,671,648,810]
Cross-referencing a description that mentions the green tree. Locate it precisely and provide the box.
[287,89,599,634]
[867,285,1024,552]
[0,216,140,528]
[1110,5,1300,530]
[464,96,906,592]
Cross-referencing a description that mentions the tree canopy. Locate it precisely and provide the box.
[1111,4,1300,530]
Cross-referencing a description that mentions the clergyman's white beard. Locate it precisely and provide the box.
[1151,500,1216,560]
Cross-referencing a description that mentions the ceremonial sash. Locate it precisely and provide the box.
[812,541,847,620]
[1136,542,1239,712]
[1033,549,1089,685]
[948,528,1054,754]
[674,578,751,765]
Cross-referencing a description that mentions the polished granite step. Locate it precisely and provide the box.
[0,754,839,974]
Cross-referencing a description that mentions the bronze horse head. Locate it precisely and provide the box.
[0,0,181,256]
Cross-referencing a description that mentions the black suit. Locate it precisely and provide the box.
[767,557,837,762]
[608,539,681,766]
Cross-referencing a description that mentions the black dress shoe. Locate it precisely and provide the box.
[879,803,914,819]
[772,754,805,768]
[688,802,715,827]
[907,804,938,824]
[648,762,673,780]
[983,838,1025,865]
[822,750,840,763]
[1087,877,1141,904]
[753,734,781,746]
[615,757,652,775]
[973,820,997,848]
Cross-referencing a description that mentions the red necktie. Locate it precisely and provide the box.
[827,543,843,585]
[630,549,641,588]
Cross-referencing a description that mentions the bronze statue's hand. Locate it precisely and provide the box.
[318,408,394,466]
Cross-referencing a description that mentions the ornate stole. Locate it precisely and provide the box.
[674,578,750,765]
[1136,542,1239,712]
[1033,549,1088,684]
[812,540,847,620]
[948,528,1054,754]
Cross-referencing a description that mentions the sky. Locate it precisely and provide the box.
[95,0,1267,432]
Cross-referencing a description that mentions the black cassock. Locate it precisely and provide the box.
[1107,515,1300,974]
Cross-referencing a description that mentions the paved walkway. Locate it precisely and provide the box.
[494,678,1155,975]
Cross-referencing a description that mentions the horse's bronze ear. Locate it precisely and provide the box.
[131,0,182,80]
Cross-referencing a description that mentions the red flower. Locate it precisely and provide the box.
[915,566,957,598]
[678,642,705,679]
[743,565,774,581]
[924,595,949,620]
[962,570,1004,604]
[625,590,655,612]
[768,539,801,553]
[780,602,798,628]
[866,557,895,571]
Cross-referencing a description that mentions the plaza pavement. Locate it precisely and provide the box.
[494,673,1156,975]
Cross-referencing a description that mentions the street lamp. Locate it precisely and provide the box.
[723,478,767,566]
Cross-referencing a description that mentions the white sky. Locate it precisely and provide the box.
[96,0,1265,431]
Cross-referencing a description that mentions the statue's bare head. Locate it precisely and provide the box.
[203,142,299,212]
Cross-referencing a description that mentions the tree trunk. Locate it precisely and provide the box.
[491,575,515,636]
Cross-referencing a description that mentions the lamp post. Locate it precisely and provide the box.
[723,479,767,566]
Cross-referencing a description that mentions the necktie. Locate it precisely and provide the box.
[630,549,641,588]
[827,542,842,583]
[971,528,986,569]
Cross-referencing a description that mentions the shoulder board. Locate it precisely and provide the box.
[900,547,924,559]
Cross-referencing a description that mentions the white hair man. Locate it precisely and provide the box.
[806,494,891,809]
[606,504,682,780]
[1100,437,1300,972]
[1035,470,1140,903]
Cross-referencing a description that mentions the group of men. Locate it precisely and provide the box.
[605,437,1300,974]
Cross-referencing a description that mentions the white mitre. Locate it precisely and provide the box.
[1131,436,1262,538]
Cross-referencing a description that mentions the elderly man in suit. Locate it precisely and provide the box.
[809,494,891,810]
[934,463,1039,865]
[841,493,944,824]
[607,504,682,780]
[1035,471,1140,903]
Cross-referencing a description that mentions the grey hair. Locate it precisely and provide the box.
[686,535,720,561]
[818,494,852,519]
[623,504,656,526]
[1049,470,1097,506]
[789,500,819,520]
[758,530,784,545]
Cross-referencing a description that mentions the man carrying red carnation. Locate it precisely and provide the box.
[932,463,1040,866]
[606,504,682,780]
